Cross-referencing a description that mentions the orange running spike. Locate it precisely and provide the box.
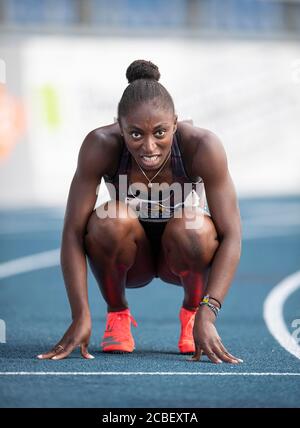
[101,308,137,353]
[178,307,197,354]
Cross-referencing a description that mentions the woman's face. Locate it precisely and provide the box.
[119,101,177,171]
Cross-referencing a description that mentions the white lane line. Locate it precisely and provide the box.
[0,372,300,377]
[0,249,60,280]
[263,270,300,360]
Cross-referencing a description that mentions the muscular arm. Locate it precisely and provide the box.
[37,129,117,360]
[191,129,242,305]
[61,130,112,320]
[187,128,243,364]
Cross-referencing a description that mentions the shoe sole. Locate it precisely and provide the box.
[178,343,195,354]
[101,345,135,353]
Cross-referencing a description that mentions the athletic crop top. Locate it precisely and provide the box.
[103,129,210,222]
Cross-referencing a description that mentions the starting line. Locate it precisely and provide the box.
[0,372,300,377]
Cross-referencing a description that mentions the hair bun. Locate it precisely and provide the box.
[126,60,161,84]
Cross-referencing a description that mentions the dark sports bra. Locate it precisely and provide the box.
[103,129,208,222]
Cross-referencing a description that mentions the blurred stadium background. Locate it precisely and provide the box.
[0,0,299,206]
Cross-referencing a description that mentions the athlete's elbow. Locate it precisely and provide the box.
[220,233,242,257]
[61,226,86,252]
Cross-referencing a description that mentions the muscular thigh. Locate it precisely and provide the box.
[86,201,156,288]
[157,210,218,285]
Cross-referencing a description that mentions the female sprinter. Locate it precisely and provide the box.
[37,60,243,364]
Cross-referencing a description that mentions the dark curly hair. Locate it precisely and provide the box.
[117,59,175,120]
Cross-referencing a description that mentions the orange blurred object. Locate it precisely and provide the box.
[0,83,26,162]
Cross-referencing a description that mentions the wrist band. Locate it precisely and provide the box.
[208,296,222,309]
[202,294,222,309]
[199,295,221,318]
[199,301,219,317]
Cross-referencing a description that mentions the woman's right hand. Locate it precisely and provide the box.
[36,317,94,360]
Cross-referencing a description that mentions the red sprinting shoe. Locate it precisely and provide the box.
[178,307,197,354]
[101,308,138,353]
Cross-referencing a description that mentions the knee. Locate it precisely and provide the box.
[183,227,219,269]
[162,217,220,274]
[84,202,135,255]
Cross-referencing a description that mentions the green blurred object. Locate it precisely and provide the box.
[39,84,61,129]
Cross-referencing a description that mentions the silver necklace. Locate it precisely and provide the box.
[134,150,172,188]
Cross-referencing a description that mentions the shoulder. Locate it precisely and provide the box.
[77,123,123,178]
[177,122,228,182]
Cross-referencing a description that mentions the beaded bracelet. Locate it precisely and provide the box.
[199,295,221,318]
[208,296,222,309]
[199,301,220,318]
[202,294,222,309]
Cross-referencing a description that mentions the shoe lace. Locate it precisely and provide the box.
[105,311,137,338]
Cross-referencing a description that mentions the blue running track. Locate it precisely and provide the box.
[0,196,300,408]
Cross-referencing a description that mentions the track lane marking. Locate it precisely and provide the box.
[264,270,300,360]
[0,249,60,279]
[0,372,300,376]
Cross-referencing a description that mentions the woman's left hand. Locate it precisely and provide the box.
[191,305,243,364]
